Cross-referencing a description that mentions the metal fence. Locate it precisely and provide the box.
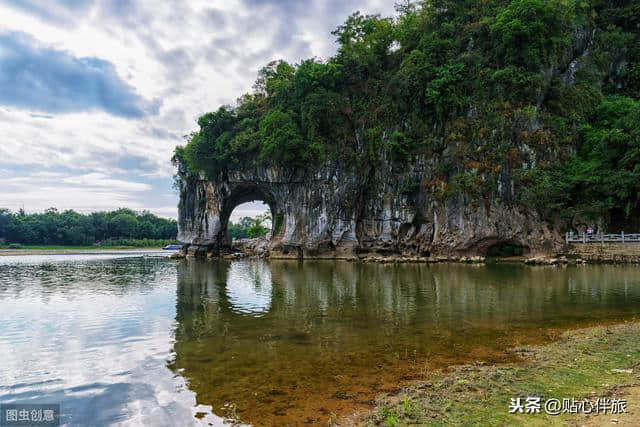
[566,232,640,244]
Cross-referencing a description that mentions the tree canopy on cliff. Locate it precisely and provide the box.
[174,0,640,229]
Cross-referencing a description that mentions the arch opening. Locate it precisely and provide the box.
[218,184,279,249]
[227,201,272,241]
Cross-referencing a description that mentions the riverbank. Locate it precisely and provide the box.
[178,238,640,265]
[0,247,167,256]
[355,321,640,426]
[180,251,639,266]
[564,243,640,264]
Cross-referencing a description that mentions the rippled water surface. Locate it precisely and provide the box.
[1,255,640,426]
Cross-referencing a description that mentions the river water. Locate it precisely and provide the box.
[1,254,639,426]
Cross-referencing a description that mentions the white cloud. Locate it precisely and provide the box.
[0,0,397,219]
[0,168,171,216]
[229,201,270,222]
[60,172,152,191]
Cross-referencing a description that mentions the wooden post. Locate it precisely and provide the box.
[583,232,586,243]
[601,232,604,243]
[622,231,625,243]
[566,232,569,244]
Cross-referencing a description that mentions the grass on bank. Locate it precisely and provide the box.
[366,321,640,426]
[0,239,179,250]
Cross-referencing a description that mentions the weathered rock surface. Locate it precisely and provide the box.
[176,159,560,259]
[231,236,270,257]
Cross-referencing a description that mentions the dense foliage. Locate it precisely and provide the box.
[228,217,254,240]
[521,97,640,228]
[0,208,177,246]
[175,0,640,229]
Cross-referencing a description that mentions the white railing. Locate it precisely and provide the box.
[566,232,640,244]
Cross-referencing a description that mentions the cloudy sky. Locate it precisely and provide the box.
[0,0,395,220]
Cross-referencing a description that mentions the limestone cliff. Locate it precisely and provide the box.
[174,1,639,258]
[176,157,558,258]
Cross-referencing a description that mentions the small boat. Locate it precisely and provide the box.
[163,244,183,250]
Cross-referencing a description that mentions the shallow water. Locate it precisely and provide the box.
[1,256,640,426]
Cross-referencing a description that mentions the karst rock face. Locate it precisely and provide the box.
[176,157,560,258]
[173,17,637,259]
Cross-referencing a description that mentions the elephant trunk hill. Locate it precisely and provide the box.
[173,0,640,259]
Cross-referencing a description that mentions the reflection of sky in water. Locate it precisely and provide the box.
[0,251,169,265]
[0,254,224,426]
[225,261,272,315]
[7,255,640,426]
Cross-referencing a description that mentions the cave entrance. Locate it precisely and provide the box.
[486,241,526,257]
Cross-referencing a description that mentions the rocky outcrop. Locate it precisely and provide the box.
[174,22,609,260]
[176,157,561,259]
[172,11,640,260]
[231,237,270,257]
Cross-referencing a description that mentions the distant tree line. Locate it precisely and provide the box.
[228,213,271,240]
[0,208,177,246]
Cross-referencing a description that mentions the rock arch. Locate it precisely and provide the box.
[176,165,560,259]
[218,183,276,245]
[177,176,280,257]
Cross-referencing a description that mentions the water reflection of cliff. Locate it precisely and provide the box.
[170,260,640,425]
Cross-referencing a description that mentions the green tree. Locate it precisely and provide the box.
[0,208,177,246]
[109,213,139,238]
[183,107,238,178]
[568,97,640,222]
[136,220,156,239]
[490,0,574,70]
[258,110,313,166]
[228,221,249,240]
[247,221,268,238]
